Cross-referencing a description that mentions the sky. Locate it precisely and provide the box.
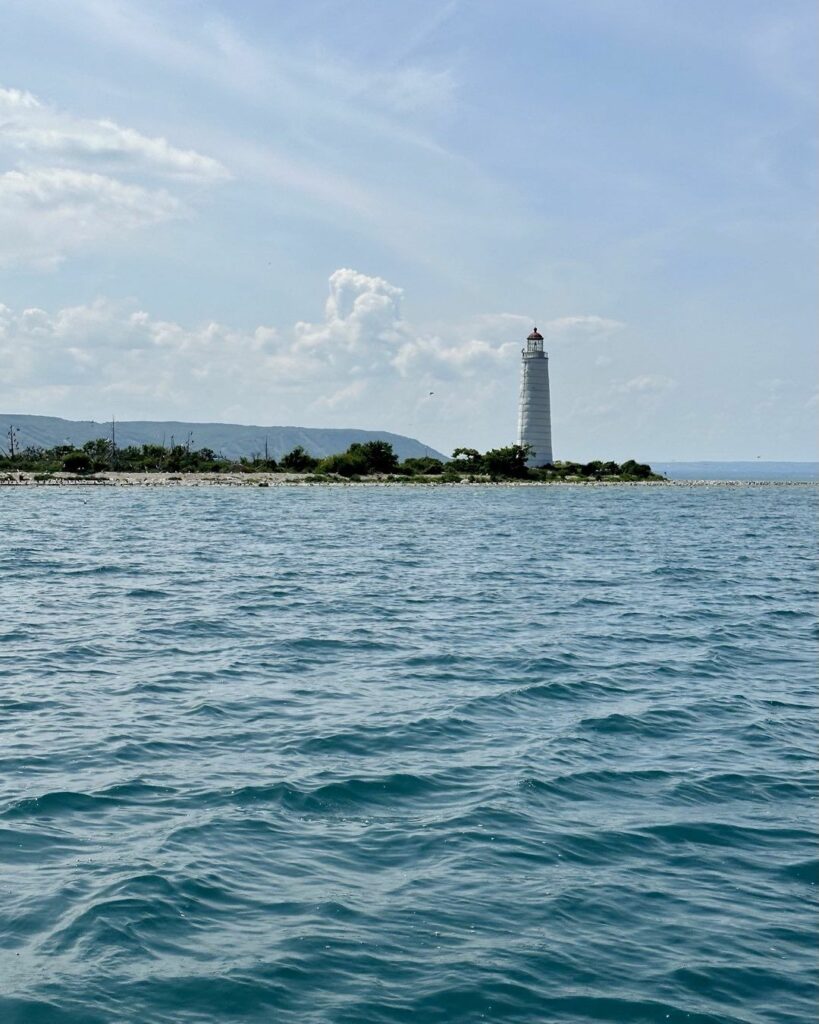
[0,0,816,460]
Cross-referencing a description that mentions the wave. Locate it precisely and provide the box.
[1,483,816,1024]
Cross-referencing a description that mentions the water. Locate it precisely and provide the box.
[0,485,816,1024]
[653,463,819,482]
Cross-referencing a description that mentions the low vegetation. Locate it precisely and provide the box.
[0,436,663,482]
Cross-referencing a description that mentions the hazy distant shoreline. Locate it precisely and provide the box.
[1,472,814,489]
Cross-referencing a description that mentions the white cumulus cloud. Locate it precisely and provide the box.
[294,269,407,364]
[0,268,632,452]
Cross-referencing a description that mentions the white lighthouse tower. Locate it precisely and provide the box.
[517,326,553,466]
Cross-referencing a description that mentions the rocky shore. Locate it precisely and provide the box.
[1,471,813,488]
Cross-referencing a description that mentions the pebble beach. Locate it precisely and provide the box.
[1,471,814,488]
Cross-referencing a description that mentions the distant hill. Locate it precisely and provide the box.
[0,414,446,461]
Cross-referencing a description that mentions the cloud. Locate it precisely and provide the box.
[0,86,40,110]
[0,267,644,452]
[618,374,677,394]
[545,315,625,338]
[449,312,625,352]
[0,269,521,439]
[0,85,228,267]
[0,86,229,182]
[0,168,182,268]
[0,10,526,284]
[295,268,406,361]
[52,2,459,126]
[372,66,457,116]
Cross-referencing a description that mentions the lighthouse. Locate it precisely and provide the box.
[517,327,553,466]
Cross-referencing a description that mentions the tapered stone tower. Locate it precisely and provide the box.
[517,327,553,466]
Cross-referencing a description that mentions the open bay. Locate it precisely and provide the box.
[0,485,816,1023]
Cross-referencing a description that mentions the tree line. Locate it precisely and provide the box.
[0,435,661,481]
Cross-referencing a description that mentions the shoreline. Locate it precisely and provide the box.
[1,472,815,488]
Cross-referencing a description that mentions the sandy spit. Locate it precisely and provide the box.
[0,472,813,489]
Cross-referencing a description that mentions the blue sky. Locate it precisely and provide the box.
[0,0,815,459]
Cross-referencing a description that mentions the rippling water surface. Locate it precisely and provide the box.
[1,485,816,1024]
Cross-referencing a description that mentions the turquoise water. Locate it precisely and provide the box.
[0,485,816,1024]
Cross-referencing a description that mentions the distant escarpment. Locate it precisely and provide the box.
[0,414,444,462]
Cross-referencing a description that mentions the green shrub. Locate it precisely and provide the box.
[280,446,319,472]
[401,456,444,475]
[482,444,531,479]
[61,451,93,474]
